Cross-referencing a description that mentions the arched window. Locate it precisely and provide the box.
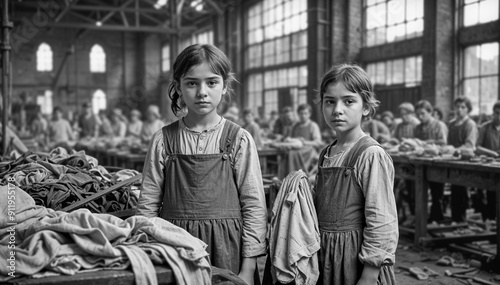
[92,89,107,114]
[90,44,106,73]
[36,90,53,114]
[36,43,53,72]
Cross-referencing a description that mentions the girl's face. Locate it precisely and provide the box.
[322,83,368,135]
[454,102,469,119]
[416,108,432,124]
[177,62,226,117]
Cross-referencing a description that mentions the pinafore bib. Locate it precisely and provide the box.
[315,135,396,285]
[159,120,242,274]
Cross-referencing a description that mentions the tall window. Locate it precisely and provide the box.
[90,44,106,73]
[161,44,170,72]
[36,43,53,72]
[36,90,53,114]
[246,65,307,116]
[366,55,423,87]
[461,42,499,115]
[462,0,498,27]
[178,30,214,54]
[92,89,107,114]
[246,0,308,69]
[364,0,424,47]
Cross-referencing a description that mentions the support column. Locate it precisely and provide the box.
[422,0,454,118]
[307,0,329,125]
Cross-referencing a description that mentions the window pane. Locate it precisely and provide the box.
[463,78,480,115]
[376,62,386,85]
[392,59,404,84]
[405,56,416,83]
[279,69,288,87]
[480,76,499,114]
[36,43,53,72]
[365,0,422,46]
[366,63,376,79]
[275,4,284,21]
[375,27,386,45]
[366,6,382,29]
[406,0,423,20]
[464,45,480,77]
[480,43,499,75]
[366,29,376,46]
[289,67,298,84]
[90,44,106,73]
[416,56,422,82]
[479,0,499,24]
[299,65,308,87]
[387,0,405,25]
[374,3,387,28]
[386,61,393,85]
[464,3,479,26]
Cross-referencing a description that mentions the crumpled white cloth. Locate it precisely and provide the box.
[0,185,211,285]
[269,170,320,285]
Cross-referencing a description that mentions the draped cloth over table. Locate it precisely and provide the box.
[0,185,211,285]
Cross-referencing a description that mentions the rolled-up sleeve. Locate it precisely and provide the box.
[464,120,478,149]
[356,146,398,267]
[136,131,166,217]
[233,129,268,257]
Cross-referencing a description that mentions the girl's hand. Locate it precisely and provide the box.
[237,270,254,285]
[356,264,380,285]
[356,275,377,285]
[238,257,256,285]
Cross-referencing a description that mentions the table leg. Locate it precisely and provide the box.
[414,164,428,247]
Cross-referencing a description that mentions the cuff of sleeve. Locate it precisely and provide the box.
[241,241,267,258]
[358,242,396,267]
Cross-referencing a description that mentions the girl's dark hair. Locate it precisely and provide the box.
[317,63,379,121]
[168,44,235,115]
[433,106,444,120]
[415,100,433,113]
[453,96,473,113]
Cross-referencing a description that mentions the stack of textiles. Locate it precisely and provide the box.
[0,147,140,213]
[0,185,211,284]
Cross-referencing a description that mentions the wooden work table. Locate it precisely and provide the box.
[391,154,500,264]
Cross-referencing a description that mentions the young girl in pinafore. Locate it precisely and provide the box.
[315,64,398,284]
[136,44,268,284]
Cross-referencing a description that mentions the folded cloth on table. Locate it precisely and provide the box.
[0,185,211,285]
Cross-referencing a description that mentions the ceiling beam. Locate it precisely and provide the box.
[205,0,223,16]
[55,0,79,22]
[99,0,134,24]
[141,12,166,25]
[16,3,167,14]
[120,11,129,27]
[45,22,196,33]
[68,10,95,23]
[72,4,165,14]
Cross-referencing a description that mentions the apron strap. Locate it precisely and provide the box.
[218,120,242,153]
[162,121,180,155]
[343,135,380,168]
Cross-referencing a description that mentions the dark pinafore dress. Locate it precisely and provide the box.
[315,136,396,285]
[159,120,242,274]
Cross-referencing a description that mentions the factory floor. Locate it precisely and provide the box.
[257,237,500,285]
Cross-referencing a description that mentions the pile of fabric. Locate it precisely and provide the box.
[0,147,140,213]
[0,185,211,284]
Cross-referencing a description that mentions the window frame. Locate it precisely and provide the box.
[363,0,424,47]
[89,44,106,73]
[36,42,53,72]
